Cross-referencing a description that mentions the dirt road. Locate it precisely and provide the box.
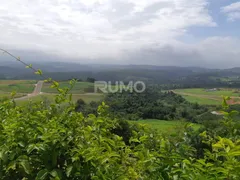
[15,81,44,100]
[32,81,44,95]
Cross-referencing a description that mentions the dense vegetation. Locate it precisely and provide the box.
[1,81,240,179]
[76,88,209,122]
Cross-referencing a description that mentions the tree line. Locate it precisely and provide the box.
[76,87,209,122]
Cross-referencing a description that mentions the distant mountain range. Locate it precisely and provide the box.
[1,61,240,88]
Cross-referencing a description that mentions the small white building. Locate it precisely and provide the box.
[211,111,223,116]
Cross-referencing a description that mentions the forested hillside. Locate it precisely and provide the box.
[2,61,240,89]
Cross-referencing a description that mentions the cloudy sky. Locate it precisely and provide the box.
[0,0,240,68]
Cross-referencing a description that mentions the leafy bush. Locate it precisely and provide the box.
[0,97,156,179]
[104,89,208,121]
[1,84,240,179]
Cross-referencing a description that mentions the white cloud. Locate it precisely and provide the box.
[0,0,215,61]
[2,0,240,68]
[221,1,240,21]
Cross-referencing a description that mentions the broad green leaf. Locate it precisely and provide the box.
[50,169,62,179]
[66,166,73,177]
[26,64,32,68]
[139,135,148,142]
[229,110,239,117]
[7,161,16,171]
[11,91,16,97]
[36,169,49,180]
[212,143,223,149]
[19,160,31,174]
[27,144,37,154]
[18,141,25,147]
[228,151,240,157]
[35,69,43,75]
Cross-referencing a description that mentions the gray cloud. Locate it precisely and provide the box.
[1,36,240,68]
[120,37,240,68]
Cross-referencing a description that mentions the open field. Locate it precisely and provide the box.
[42,81,124,94]
[135,119,201,133]
[174,88,240,96]
[0,90,11,97]
[0,80,104,105]
[0,92,26,99]
[1,80,131,96]
[182,95,221,105]
[0,80,36,93]
[15,93,104,106]
[174,88,240,105]
[0,90,27,99]
[42,81,95,93]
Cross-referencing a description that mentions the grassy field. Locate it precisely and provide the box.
[175,88,240,96]
[0,80,36,93]
[42,82,95,93]
[0,91,11,97]
[42,81,122,94]
[174,88,240,105]
[0,80,105,106]
[182,95,221,105]
[0,80,106,94]
[16,93,104,106]
[0,93,26,99]
[136,119,201,133]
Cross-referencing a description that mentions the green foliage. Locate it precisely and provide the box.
[1,78,240,179]
[104,89,208,122]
